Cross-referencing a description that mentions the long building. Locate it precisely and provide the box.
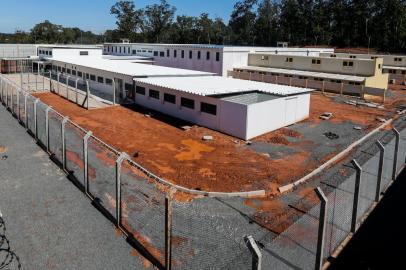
[103,42,334,76]
[319,52,406,83]
[230,53,388,99]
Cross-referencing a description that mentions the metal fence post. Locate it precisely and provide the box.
[115,152,127,228]
[75,78,80,104]
[35,72,38,91]
[16,89,20,120]
[24,93,28,129]
[66,76,70,99]
[375,141,385,202]
[315,187,328,270]
[244,235,262,270]
[34,98,40,139]
[392,128,400,180]
[57,73,60,94]
[351,159,362,233]
[83,131,93,197]
[165,195,173,270]
[10,86,14,113]
[113,78,116,105]
[42,71,45,91]
[86,80,90,109]
[45,106,52,152]
[61,116,69,171]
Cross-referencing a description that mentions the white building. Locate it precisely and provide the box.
[103,43,334,76]
[133,76,312,140]
[37,45,103,58]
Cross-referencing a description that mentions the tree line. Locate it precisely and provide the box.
[1,0,405,53]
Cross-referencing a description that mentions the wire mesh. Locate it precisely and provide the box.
[25,95,35,133]
[36,101,48,145]
[87,136,118,218]
[172,197,261,270]
[261,202,320,269]
[48,110,63,162]
[381,138,395,193]
[120,159,166,266]
[11,86,18,115]
[65,121,86,186]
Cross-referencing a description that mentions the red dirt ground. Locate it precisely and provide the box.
[32,90,401,194]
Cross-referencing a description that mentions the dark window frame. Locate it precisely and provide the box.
[136,86,146,95]
[181,97,195,109]
[149,89,160,99]
[201,102,217,115]
[164,93,176,104]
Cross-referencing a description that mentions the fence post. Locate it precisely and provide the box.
[61,116,69,171]
[28,72,30,91]
[392,128,400,180]
[83,131,93,197]
[35,71,38,91]
[86,80,90,109]
[6,83,10,108]
[10,86,13,113]
[113,78,116,105]
[0,79,3,103]
[165,195,173,270]
[244,235,262,270]
[75,78,80,104]
[375,141,385,202]
[45,106,52,152]
[34,98,40,140]
[16,89,20,120]
[66,76,70,99]
[42,71,45,91]
[351,159,362,233]
[24,93,28,129]
[315,187,328,270]
[57,73,60,94]
[322,81,325,94]
[115,152,127,228]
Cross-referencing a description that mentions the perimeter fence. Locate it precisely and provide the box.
[1,73,405,270]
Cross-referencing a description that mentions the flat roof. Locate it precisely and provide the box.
[236,66,366,82]
[383,65,406,71]
[103,43,333,52]
[49,56,214,77]
[134,76,313,96]
[38,45,102,49]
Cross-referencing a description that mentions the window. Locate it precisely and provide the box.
[330,54,336,57]
[198,51,201,59]
[57,66,61,72]
[67,68,71,74]
[371,56,377,59]
[90,75,96,81]
[79,51,89,56]
[97,76,104,83]
[105,78,113,85]
[201,102,217,115]
[49,51,52,56]
[149,89,160,99]
[189,51,193,59]
[136,86,145,95]
[181,97,195,109]
[181,50,184,58]
[312,59,321,64]
[77,71,82,77]
[285,57,293,62]
[350,55,356,59]
[160,51,165,57]
[119,47,122,53]
[128,47,130,54]
[164,93,176,104]
[343,61,354,67]
[62,67,66,73]
[206,51,210,60]
[395,57,403,62]
[71,70,77,76]
[216,52,220,62]
[86,74,90,80]
[402,70,406,75]
[174,50,177,58]
[132,50,137,54]
[154,51,159,57]
[261,55,269,61]
[125,83,133,91]
[378,64,381,69]
[167,49,170,57]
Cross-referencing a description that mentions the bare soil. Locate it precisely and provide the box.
[32,91,400,194]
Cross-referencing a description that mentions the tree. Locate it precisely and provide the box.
[110,1,143,41]
[171,15,198,44]
[144,0,176,42]
[30,20,63,43]
[229,0,258,45]
[254,0,279,46]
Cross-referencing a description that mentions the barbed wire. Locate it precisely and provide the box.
[0,212,21,269]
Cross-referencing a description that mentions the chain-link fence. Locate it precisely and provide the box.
[1,72,405,270]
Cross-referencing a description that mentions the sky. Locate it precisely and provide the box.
[0,0,238,34]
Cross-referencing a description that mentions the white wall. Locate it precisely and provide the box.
[245,94,310,139]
